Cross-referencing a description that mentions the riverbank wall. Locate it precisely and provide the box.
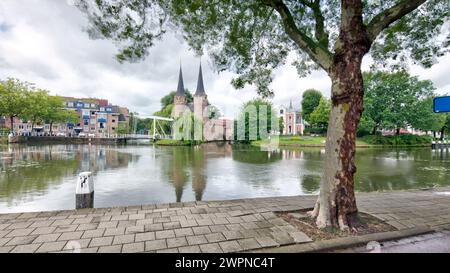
[7,136,127,145]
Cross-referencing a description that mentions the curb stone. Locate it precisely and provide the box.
[248,226,433,253]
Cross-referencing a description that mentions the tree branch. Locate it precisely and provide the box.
[299,0,329,47]
[265,0,332,71]
[367,0,427,43]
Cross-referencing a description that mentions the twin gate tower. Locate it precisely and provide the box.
[172,63,209,123]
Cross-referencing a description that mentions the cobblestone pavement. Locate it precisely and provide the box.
[1,187,450,253]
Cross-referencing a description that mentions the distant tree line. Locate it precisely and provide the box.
[0,78,79,133]
[301,71,446,138]
[359,71,447,138]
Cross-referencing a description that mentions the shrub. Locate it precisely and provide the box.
[304,127,327,136]
[361,134,432,146]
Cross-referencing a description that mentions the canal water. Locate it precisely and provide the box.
[1,143,449,213]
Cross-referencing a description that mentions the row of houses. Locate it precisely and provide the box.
[0,97,130,137]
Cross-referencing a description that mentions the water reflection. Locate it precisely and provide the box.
[232,144,282,164]
[0,144,134,211]
[165,143,232,202]
[354,148,450,192]
[1,143,450,213]
[0,145,78,205]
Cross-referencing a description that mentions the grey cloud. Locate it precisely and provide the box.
[129,94,154,108]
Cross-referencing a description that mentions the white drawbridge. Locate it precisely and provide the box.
[127,115,174,140]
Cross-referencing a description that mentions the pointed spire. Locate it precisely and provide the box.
[195,62,206,96]
[176,65,185,97]
[289,99,293,111]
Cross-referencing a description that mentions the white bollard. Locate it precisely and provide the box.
[76,172,94,209]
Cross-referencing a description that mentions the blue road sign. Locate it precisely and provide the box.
[433,96,450,113]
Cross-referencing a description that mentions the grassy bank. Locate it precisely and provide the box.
[252,135,432,148]
[154,139,202,146]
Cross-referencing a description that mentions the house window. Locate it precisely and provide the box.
[67,102,74,107]
[112,119,116,123]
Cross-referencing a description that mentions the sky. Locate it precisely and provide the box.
[0,0,449,118]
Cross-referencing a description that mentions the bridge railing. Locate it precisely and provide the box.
[122,134,173,139]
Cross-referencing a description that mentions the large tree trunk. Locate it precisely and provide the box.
[309,70,365,230]
[308,0,370,231]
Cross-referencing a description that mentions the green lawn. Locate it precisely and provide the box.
[252,135,408,148]
[252,136,328,147]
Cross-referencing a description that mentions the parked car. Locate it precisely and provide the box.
[78,132,86,137]
[56,132,66,137]
[88,133,96,138]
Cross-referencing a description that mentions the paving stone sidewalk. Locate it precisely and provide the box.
[1,187,450,253]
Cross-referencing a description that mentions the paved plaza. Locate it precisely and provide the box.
[1,187,450,253]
